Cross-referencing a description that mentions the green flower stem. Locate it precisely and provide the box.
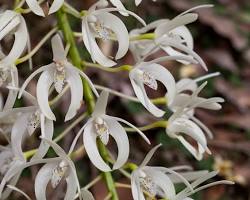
[98,140,119,200]
[125,121,167,132]
[56,8,119,200]
[82,61,132,72]
[56,7,95,113]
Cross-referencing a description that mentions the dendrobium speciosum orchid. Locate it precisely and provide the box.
[0,10,29,67]
[18,34,98,121]
[25,0,64,17]
[81,0,145,67]
[71,91,150,172]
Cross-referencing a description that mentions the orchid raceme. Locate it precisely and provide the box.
[18,34,99,121]
[0,1,235,199]
[0,10,29,67]
[82,0,146,67]
[71,91,150,172]
[25,0,64,17]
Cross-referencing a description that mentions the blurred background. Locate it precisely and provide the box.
[0,0,250,199]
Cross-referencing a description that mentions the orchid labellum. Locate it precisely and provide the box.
[72,91,150,172]
[25,0,64,17]
[0,10,29,67]
[18,34,99,121]
[81,0,145,67]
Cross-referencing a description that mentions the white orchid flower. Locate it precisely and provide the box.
[110,0,156,8]
[25,0,64,17]
[166,82,223,160]
[71,91,150,172]
[173,170,234,200]
[0,142,62,199]
[82,0,146,67]
[129,61,176,117]
[0,10,29,67]
[18,34,99,121]
[0,89,54,161]
[169,72,224,139]
[34,138,83,200]
[131,144,193,200]
[131,144,233,200]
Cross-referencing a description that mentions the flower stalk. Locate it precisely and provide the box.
[56,7,119,200]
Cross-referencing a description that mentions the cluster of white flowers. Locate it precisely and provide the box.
[0,0,234,200]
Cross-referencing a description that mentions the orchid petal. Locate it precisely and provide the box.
[11,114,29,161]
[31,117,54,160]
[34,163,56,200]
[129,70,165,117]
[190,116,213,139]
[158,38,207,71]
[176,78,197,93]
[51,34,67,62]
[37,69,56,121]
[1,15,28,66]
[135,0,142,6]
[168,170,209,183]
[25,0,45,17]
[1,172,21,200]
[108,116,150,144]
[109,0,129,16]
[0,11,18,35]
[138,63,176,105]
[65,169,77,200]
[80,188,95,200]
[131,171,145,200]
[104,117,129,170]
[155,13,197,36]
[18,64,53,99]
[3,66,19,110]
[83,122,111,172]
[82,18,116,67]
[167,118,208,160]
[148,166,192,191]
[140,144,161,168]
[0,15,20,41]
[72,66,99,97]
[92,8,146,26]
[147,168,176,199]
[92,90,108,118]
[64,66,83,121]
[96,12,129,59]
[49,0,64,15]
[7,185,31,200]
